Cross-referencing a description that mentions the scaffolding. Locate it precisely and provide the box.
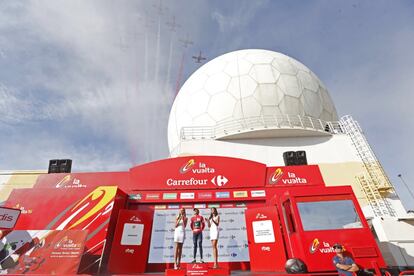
[340,115,396,217]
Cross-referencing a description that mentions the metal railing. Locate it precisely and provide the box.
[78,239,107,275]
[179,114,344,141]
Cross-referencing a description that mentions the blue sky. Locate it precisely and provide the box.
[0,1,413,209]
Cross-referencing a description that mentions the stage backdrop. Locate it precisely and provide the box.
[148,208,249,263]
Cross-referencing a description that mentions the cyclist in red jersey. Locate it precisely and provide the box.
[190,208,205,263]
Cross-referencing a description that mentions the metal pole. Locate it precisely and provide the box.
[397,174,414,211]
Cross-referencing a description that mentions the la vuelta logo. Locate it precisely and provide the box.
[256,213,267,219]
[269,168,283,184]
[309,239,341,254]
[179,159,216,174]
[55,175,71,188]
[54,236,81,249]
[55,175,86,188]
[309,238,320,254]
[269,168,308,184]
[179,159,195,174]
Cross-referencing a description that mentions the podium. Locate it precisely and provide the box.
[165,263,230,276]
[187,263,209,275]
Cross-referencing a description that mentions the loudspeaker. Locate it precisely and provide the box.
[296,151,307,165]
[283,151,296,166]
[59,159,72,173]
[48,159,72,173]
[48,159,60,173]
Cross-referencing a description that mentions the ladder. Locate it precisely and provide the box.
[357,175,395,217]
[341,115,396,217]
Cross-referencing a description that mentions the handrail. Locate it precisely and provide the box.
[179,114,344,141]
[78,239,107,275]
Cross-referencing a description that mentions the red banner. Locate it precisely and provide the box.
[129,156,267,191]
[266,165,324,186]
[34,171,128,189]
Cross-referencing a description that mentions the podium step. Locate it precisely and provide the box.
[208,267,230,275]
[186,263,209,275]
[165,264,230,276]
[165,268,187,276]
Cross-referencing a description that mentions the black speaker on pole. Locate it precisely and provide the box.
[283,151,296,166]
[48,159,72,173]
[48,159,60,173]
[296,151,308,165]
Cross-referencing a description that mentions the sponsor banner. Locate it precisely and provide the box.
[266,165,324,186]
[194,204,206,209]
[208,204,220,208]
[221,203,234,208]
[180,193,195,199]
[198,192,213,199]
[0,229,87,275]
[155,205,167,209]
[0,207,21,229]
[216,192,230,199]
[168,204,180,209]
[146,193,160,200]
[129,156,266,190]
[128,194,142,200]
[163,193,177,200]
[148,208,249,263]
[251,190,266,198]
[181,204,193,209]
[233,191,248,198]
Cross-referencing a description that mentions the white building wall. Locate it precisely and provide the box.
[174,134,361,165]
[372,217,414,267]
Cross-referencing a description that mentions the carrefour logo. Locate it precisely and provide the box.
[269,168,283,184]
[211,175,228,187]
[180,159,195,174]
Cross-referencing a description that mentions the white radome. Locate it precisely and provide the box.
[168,49,338,152]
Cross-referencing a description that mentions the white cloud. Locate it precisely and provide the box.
[0,0,196,170]
[211,0,268,32]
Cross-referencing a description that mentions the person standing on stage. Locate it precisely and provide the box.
[206,207,220,268]
[173,208,187,269]
[190,208,205,263]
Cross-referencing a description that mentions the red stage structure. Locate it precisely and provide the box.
[1,156,386,275]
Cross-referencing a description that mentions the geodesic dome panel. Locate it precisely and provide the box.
[168,49,338,152]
